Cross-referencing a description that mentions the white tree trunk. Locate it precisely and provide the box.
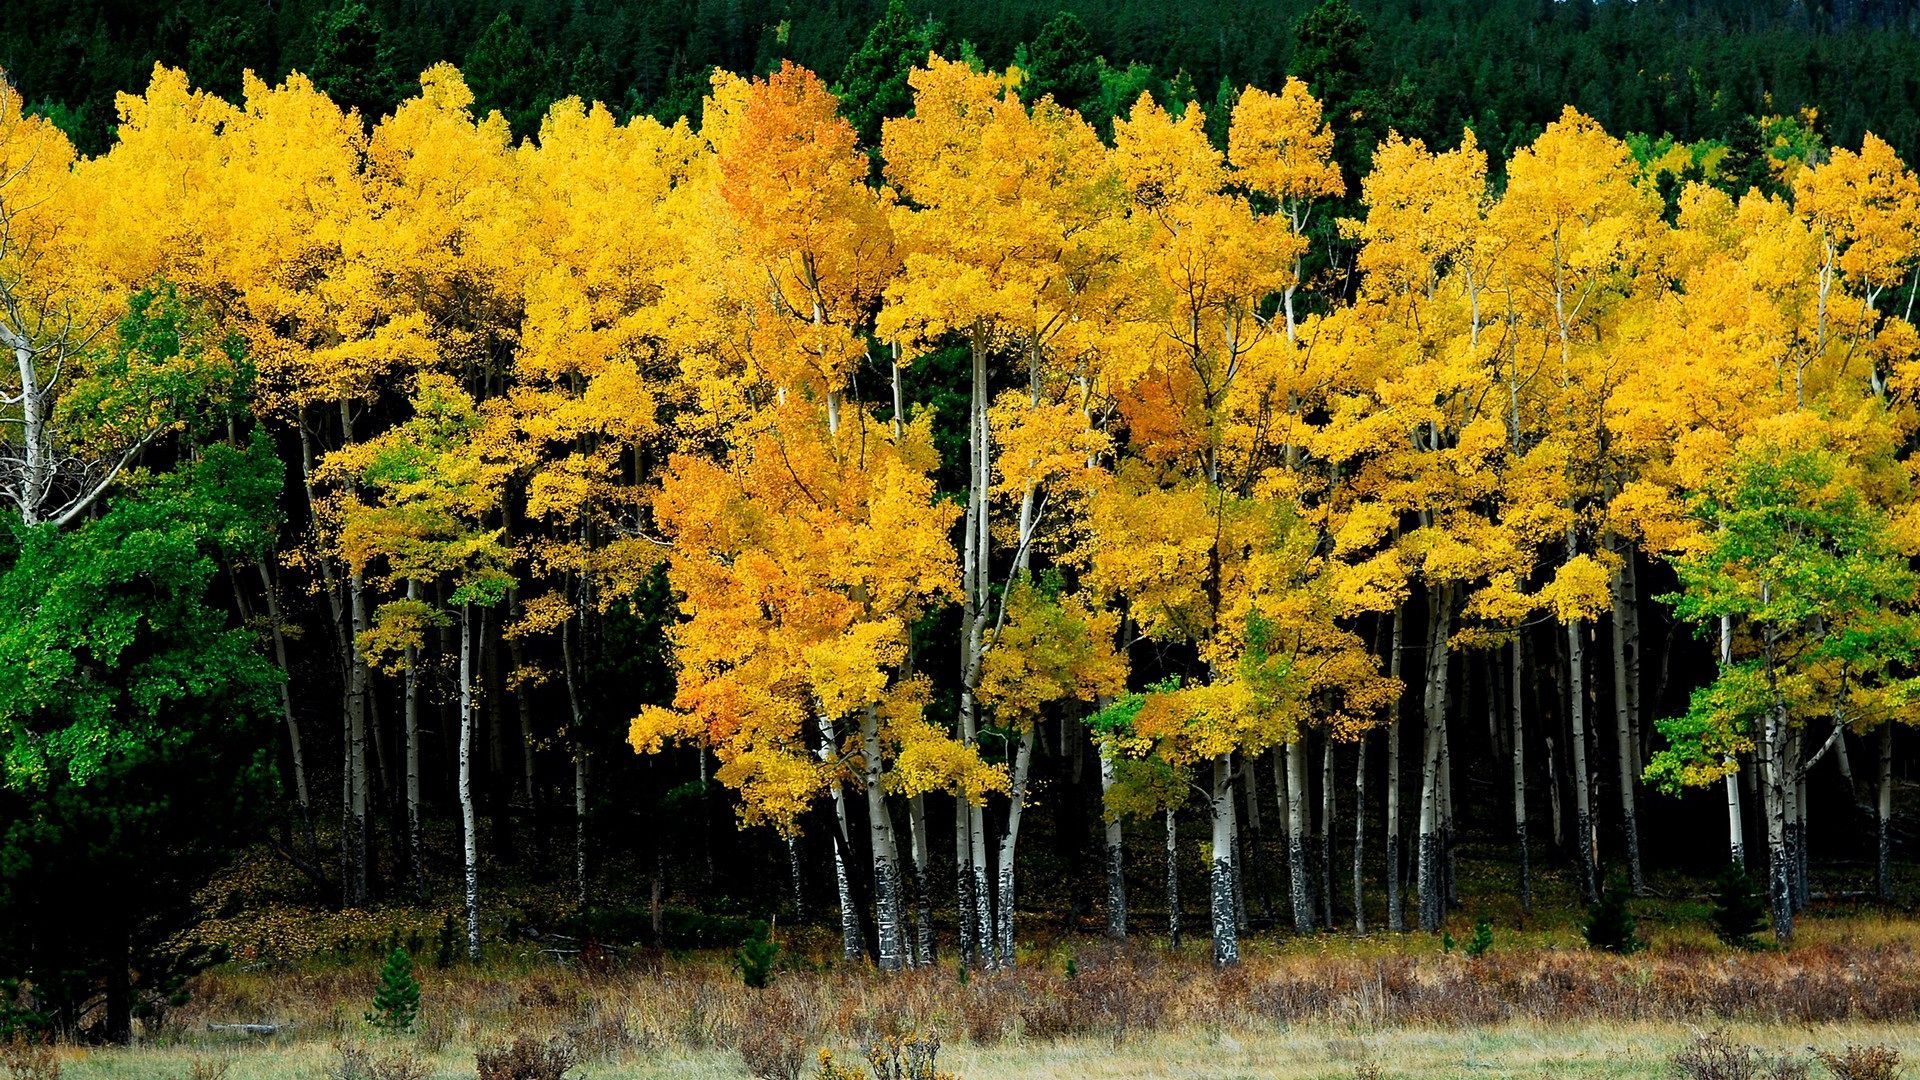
[1511,635,1531,912]
[1721,618,1744,869]
[459,607,482,961]
[1352,731,1367,932]
[1568,614,1597,902]
[1165,805,1181,947]
[818,714,863,961]
[1208,756,1240,965]
[994,726,1036,968]
[1386,607,1406,931]
[404,580,423,901]
[1099,752,1127,938]
[862,705,906,971]
[1879,721,1894,902]
[907,793,935,966]
[1285,740,1315,931]
[1610,558,1644,893]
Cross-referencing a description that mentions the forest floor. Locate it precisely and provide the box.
[40,912,1920,1080]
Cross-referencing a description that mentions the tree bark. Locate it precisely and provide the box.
[1610,557,1645,894]
[1416,587,1452,932]
[907,792,935,965]
[1209,756,1240,965]
[459,606,482,961]
[404,581,424,902]
[1285,740,1315,931]
[862,705,907,971]
[818,715,863,962]
[1099,751,1127,938]
[1386,606,1406,931]
[1166,805,1181,948]
[1352,731,1368,932]
[1721,619,1745,869]
[994,726,1037,968]
[1511,635,1531,913]
[1320,735,1337,926]
[1879,721,1895,902]
[1568,613,1598,903]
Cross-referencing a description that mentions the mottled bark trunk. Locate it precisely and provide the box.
[1099,752,1127,938]
[1610,558,1644,894]
[1209,756,1240,966]
[1511,635,1531,913]
[344,571,372,906]
[955,797,976,968]
[1352,732,1368,932]
[1567,613,1598,903]
[1166,805,1181,948]
[1386,607,1406,932]
[1721,618,1745,869]
[1761,702,1794,942]
[404,580,424,902]
[863,706,906,972]
[819,715,863,962]
[459,606,482,961]
[1879,721,1894,903]
[1320,736,1336,926]
[907,793,935,966]
[1416,588,1452,933]
[994,726,1037,968]
[1285,740,1315,931]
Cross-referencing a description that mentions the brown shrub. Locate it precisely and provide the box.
[1814,1046,1902,1080]
[1669,1031,1809,1080]
[474,1036,575,1080]
[329,1043,430,1080]
[1,1035,56,1080]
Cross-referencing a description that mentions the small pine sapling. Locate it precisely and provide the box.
[1709,862,1768,950]
[365,948,420,1034]
[1583,875,1645,954]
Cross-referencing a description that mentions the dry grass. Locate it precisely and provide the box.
[33,922,1920,1079]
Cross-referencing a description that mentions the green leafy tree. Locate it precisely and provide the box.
[0,431,283,1042]
[1649,442,1920,942]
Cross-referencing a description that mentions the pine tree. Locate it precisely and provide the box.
[1709,862,1768,949]
[366,947,421,1033]
[1582,876,1645,955]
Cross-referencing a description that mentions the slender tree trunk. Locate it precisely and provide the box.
[1166,805,1181,948]
[1879,721,1894,903]
[1352,732,1368,932]
[995,726,1037,968]
[1099,751,1127,938]
[819,715,863,962]
[907,793,935,965]
[1386,606,1406,931]
[1439,721,1456,910]
[1610,557,1644,893]
[1760,699,1794,942]
[1722,620,1745,869]
[561,609,592,911]
[1285,740,1315,931]
[955,797,975,968]
[458,606,482,961]
[257,562,312,842]
[862,706,906,971]
[1209,756,1240,965]
[787,836,807,920]
[1511,635,1531,913]
[1416,587,1452,932]
[1320,735,1336,926]
[404,581,424,902]
[344,571,372,906]
[1568,613,1598,903]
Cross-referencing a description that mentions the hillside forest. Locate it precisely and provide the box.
[6,0,1920,1048]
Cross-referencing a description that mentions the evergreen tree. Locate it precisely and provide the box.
[1582,876,1645,955]
[1021,12,1102,114]
[836,0,935,147]
[1709,863,1769,950]
[306,0,404,123]
[366,947,421,1032]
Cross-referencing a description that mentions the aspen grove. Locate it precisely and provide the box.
[9,47,1920,998]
